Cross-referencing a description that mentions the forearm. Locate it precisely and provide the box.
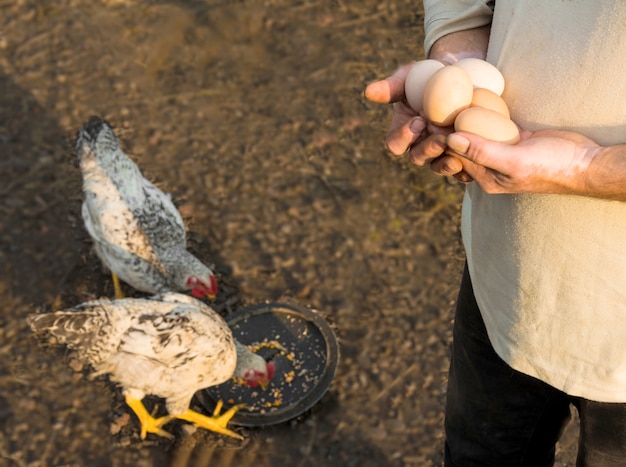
[423,0,494,55]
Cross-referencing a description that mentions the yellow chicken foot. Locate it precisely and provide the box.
[112,273,125,299]
[125,395,174,439]
[175,401,244,440]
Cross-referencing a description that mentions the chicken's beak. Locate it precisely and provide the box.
[206,293,216,300]
[258,380,269,391]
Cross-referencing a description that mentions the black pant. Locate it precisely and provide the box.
[444,265,626,467]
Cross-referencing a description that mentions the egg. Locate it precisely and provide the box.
[453,58,505,96]
[422,65,473,126]
[404,59,445,112]
[471,88,510,118]
[454,107,520,144]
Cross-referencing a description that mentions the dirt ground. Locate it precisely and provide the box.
[0,1,579,465]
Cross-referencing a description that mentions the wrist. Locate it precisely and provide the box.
[428,26,491,64]
[582,144,626,201]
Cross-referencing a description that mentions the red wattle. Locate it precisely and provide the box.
[267,361,276,380]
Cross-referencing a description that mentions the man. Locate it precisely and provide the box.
[365,1,626,465]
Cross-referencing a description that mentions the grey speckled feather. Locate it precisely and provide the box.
[76,116,217,297]
[28,293,267,415]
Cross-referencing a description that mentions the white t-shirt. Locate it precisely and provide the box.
[423,0,626,402]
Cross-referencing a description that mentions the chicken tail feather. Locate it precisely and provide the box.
[28,308,107,348]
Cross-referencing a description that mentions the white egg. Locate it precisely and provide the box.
[404,59,445,112]
[453,58,505,96]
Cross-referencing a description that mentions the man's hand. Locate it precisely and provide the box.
[364,26,491,181]
[364,66,470,179]
[364,64,428,156]
[445,129,603,196]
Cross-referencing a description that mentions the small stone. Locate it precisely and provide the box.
[110,412,130,435]
[180,424,197,436]
[68,359,84,372]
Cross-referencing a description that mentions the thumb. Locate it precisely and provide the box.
[446,132,514,172]
[364,64,413,104]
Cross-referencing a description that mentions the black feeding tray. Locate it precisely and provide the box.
[197,302,339,427]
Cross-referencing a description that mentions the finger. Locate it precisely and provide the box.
[446,133,471,155]
[386,114,426,156]
[426,119,454,136]
[430,154,465,176]
[453,170,474,183]
[364,64,413,104]
[446,132,512,173]
[408,133,447,166]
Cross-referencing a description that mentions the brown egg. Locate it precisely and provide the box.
[422,66,473,126]
[454,107,520,144]
[471,88,510,118]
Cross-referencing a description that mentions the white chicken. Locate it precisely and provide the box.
[28,292,275,439]
[76,116,217,300]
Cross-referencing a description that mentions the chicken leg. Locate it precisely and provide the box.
[125,395,174,439]
[175,400,244,440]
[112,273,125,299]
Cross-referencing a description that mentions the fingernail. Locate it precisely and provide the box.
[410,118,426,135]
[447,134,470,154]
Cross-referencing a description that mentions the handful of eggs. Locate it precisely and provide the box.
[405,58,520,145]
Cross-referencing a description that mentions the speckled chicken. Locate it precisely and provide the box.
[76,116,217,300]
[28,293,275,439]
